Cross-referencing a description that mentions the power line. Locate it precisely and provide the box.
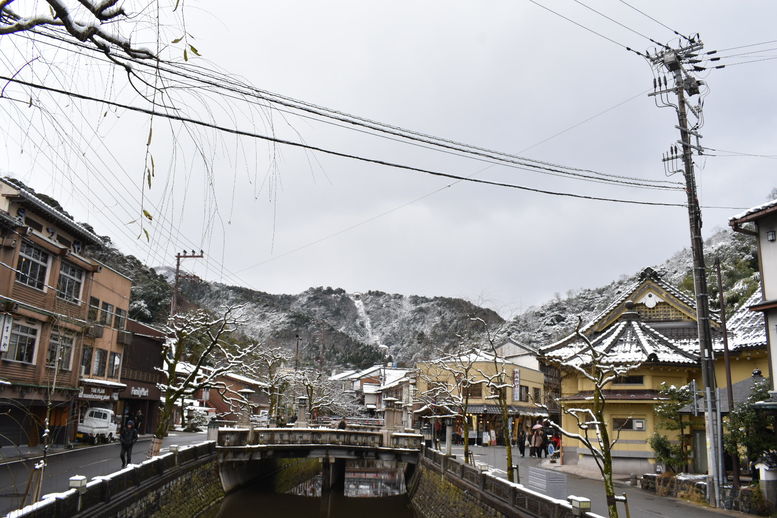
[19,27,678,191]
[616,0,692,42]
[570,0,668,49]
[0,74,688,208]
[526,0,649,58]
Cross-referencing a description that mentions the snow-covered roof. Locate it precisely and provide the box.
[224,372,268,388]
[730,198,777,224]
[0,379,10,386]
[329,369,358,381]
[589,268,705,333]
[1,177,102,244]
[80,378,127,389]
[543,313,699,367]
[724,290,768,351]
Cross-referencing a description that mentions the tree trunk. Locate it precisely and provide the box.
[501,403,517,483]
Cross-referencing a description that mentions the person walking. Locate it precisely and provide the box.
[531,429,544,457]
[517,429,526,457]
[119,420,138,468]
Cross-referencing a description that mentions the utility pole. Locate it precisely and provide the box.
[648,38,722,506]
[170,250,204,316]
[715,257,740,487]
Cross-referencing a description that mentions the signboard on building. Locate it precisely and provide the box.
[0,314,13,353]
[512,369,521,402]
[78,385,114,401]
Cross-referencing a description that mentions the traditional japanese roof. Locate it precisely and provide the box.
[729,198,777,225]
[329,369,358,381]
[723,290,768,351]
[561,389,664,401]
[0,177,102,244]
[543,309,700,367]
[540,267,724,367]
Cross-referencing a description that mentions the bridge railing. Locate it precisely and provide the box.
[217,427,422,450]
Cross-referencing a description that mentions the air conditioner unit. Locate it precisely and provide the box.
[86,325,104,338]
[117,331,132,346]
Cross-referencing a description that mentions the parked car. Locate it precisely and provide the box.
[76,408,118,444]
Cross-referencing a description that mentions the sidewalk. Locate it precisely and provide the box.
[537,457,634,486]
[0,434,155,466]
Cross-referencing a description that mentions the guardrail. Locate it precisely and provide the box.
[419,448,606,518]
[217,427,423,451]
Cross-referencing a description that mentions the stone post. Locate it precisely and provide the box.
[297,396,309,427]
[445,418,453,456]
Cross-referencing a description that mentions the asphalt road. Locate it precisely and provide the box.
[452,445,748,518]
[0,431,208,516]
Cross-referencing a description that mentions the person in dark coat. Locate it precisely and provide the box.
[337,418,347,429]
[517,429,526,457]
[120,420,138,468]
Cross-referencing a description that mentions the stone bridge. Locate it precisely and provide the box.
[216,427,423,493]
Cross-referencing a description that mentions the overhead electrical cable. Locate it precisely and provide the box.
[526,0,649,58]
[0,74,689,208]
[615,0,692,42]
[19,27,679,191]
[570,0,668,48]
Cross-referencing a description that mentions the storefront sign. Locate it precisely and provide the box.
[0,314,13,353]
[512,369,521,402]
[130,386,149,397]
[79,385,113,401]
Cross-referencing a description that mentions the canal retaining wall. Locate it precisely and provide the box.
[6,441,222,518]
[409,448,605,518]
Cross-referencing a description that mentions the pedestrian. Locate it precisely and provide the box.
[119,419,138,468]
[532,429,544,457]
[337,418,346,429]
[541,431,549,458]
[134,410,144,434]
[517,429,526,457]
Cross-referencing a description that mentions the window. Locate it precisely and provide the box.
[613,418,646,431]
[88,297,100,321]
[81,346,93,376]
[99,302,114,326]
[613,375,644,385]
[113,308,127,330]
[16,240,49,290]
[489,386,506,400]
[532,387,542,403]
[519,385,529,402]
[5,323,38,363]
[463,382,482,399]
[25,218,42,232]
[47,331,74,370]
[93,349,107,377]
[108,352,121,378]
[57,261,85,303]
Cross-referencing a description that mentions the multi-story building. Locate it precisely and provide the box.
[0,178,131,446]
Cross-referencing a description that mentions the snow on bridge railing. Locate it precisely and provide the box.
[216,427,422,450]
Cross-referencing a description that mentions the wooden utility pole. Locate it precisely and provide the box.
[170,250,204,316]
[649,39,722,506]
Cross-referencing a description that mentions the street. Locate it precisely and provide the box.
[451,445,747,518]
[0,431,208,516]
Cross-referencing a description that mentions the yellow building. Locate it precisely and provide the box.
[540,267,767,474]
[415,350,546,445]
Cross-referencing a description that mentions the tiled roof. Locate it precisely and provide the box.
[544,316,699,366]
[561,389,664,401]
[729,198,777,224]
[723,290,767,351]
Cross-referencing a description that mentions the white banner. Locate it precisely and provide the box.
[0,314,13,353]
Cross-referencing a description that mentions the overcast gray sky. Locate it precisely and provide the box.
[1,1,775,318]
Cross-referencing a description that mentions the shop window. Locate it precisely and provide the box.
[4,322,38,364]
[47,331,74,371]
[108,352,121,378]
[56,260,85,303]
[81,346,93,376]
[16,240,49,290]
[93,348,107,377]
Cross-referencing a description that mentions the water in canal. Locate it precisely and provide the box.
[214,460,417,518]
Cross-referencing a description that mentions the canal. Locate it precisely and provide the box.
[214,461,417,517]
